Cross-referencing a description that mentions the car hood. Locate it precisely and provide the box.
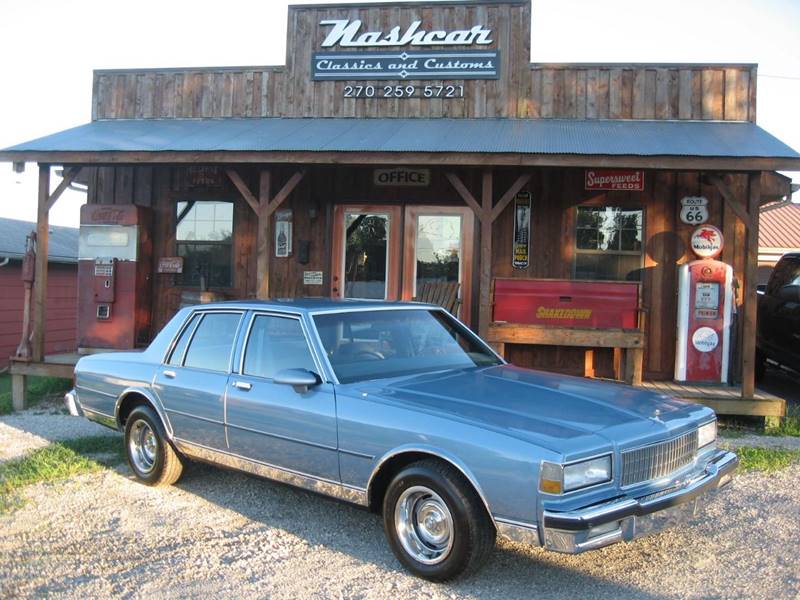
[355,365,712,455]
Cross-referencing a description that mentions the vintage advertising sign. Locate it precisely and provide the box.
[274,209,293,258]
[303,271,324,285]
[690,225,724,259]
[314,18,499,81]
[157,257,183,274]
[584,169,645,191]
[512,192,531,269]
[680,196,709,225]
[373,168,430,187]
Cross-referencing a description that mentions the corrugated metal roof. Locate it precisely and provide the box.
[2,117,798,160]
[0,218,78,263]
[760,202,800,251]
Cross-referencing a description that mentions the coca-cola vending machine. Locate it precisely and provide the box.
[77,205,152,351]
[674,225,734,383]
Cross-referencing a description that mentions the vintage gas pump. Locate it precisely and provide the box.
[77,205,152,351]
[674,225,734,383]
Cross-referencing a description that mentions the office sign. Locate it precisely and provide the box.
[373,168,430,187]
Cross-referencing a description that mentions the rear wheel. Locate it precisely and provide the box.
[382,459,495,581]
[124,405,184,486]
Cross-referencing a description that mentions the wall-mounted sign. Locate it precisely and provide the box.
[690,225,724,259]
[303,271,324,285]
[512,192,531,269]
[373,168,430,187]
[585,169,645,191]
[319,19,493,48]
[157,257,183,274]
[680,196,709,225]
[275,209,293,258]
[312,50,500,81]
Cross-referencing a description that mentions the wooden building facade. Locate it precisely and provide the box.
[3,0,799,415]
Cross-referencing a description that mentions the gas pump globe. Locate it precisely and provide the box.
[675,225,734,383]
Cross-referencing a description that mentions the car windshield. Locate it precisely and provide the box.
[313,309,502,384]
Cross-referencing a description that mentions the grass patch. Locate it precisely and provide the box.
[736,446,800,473]
[719,428,748,439]
[765,406,800,438]
[0,374,73,416]
[0,435,123,514]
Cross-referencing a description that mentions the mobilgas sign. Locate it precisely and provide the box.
[313,19,499,81]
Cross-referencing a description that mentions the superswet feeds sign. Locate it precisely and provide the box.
[584,169,645,191]
[312,19,500,80]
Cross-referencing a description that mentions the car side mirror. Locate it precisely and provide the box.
[273,368,320,394]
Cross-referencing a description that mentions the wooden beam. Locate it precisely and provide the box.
[478,170,493,338]
[491,173,531,222]
[3,151,799,172]
[225,168,260,214]
[706,173,752,228]
[46,167,81,211]
[256,170,271,299]
[445,172,483,216]
[486,323,644,348]
[741,172,761,399]
[265,170,304,217]
[760,170,792,200]
[32,165,50,362]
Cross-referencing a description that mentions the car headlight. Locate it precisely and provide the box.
[698,420,717,448]
[539,455,612,494]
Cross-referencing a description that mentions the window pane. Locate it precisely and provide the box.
[183,313,242,372]
[576,229,598,250]
[620,228,643,251]
[416,215,461,292]
[167,314,200,366]
[575,206,644,281]
[176,243,233,287]
[575,253,643,281]
[344,213,389,300]
[243,316,317,379]
[176,201,233,242]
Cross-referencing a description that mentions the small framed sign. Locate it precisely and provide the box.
[274,209,293,258]
[680,196,709,225]
[512,192,531,269]
[157,257,183,274]
[303,271,324,285]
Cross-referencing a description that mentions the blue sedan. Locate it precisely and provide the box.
[66,300,737,580]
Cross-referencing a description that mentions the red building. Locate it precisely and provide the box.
[0,218,78,368]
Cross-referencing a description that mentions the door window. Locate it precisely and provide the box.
[414,214,463,296]
[343,212,391,299]
[242,315,318,379]
[183,312,242,372]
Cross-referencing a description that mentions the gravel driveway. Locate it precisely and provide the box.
[1,414,799,599]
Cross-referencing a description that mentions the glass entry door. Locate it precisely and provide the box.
[332,205,401,300]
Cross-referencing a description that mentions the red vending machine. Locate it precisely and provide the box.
[674,226,734,383]
[77,205,152,351]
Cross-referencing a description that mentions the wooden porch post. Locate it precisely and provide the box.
[257,171,271,299]
[31,164,50,362]
[478,170,493,339]
[740,172,761,399]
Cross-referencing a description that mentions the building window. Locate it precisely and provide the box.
[575,206,644,281]
[176,200,234,288]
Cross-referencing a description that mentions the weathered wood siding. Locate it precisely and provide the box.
[91,2,756,122]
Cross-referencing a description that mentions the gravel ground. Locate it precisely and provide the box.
[1,415,799,600]
[720,435,800,450]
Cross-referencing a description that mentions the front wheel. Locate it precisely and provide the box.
[124,405,184,486]
[382,459,495,581]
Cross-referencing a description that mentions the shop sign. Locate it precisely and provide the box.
[157,257,183,274]
[584,169,645,191]
[303,271,324,285]
[512,192,531,269]
[313,50,499,81]
[680,196,709,225]
[275,209,293,258]
[319,19,493,48]
[373,168,430,187]
[690,225,724,259]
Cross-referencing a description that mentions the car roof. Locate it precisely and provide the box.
[185,298,440,315]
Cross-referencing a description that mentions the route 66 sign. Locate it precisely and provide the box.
[680,196,709,225]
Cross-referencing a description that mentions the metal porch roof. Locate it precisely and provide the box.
[2,117,799,169]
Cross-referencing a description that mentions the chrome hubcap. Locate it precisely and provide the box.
[394,486,454,565]
[128,419,157,474]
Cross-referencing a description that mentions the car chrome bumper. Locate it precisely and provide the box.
[499,449,737,554]
[64,389,83,417]
[541,449,738,554]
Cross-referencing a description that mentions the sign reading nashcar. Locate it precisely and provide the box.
[313,19,500,81]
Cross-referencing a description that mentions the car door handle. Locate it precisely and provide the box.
[163,370,176,379]
[233,381,252,391]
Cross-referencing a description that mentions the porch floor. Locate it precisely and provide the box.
[637,380,786,421]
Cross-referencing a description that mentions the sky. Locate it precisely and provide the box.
[0,0,798,227]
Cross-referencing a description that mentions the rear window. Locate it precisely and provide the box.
[183,312,242,372]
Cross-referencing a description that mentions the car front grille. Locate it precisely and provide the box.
[621,430,698,487]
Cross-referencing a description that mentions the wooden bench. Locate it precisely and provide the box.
[486,322,645,385]
[413,281,461,315]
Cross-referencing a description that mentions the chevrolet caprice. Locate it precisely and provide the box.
[66,300,737,580]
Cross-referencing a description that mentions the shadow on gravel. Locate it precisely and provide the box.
[173,461,669,600]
